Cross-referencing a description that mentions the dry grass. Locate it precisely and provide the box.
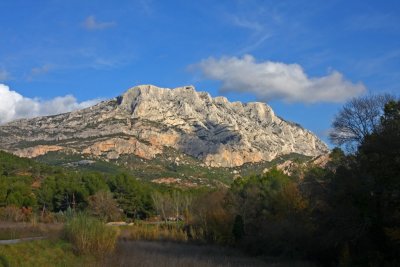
[0,222,63,241]
[107,240,316,267]
[0,221,316,266]
[120,222,208,244]
[121,223,189,242]
[64,214,119,258]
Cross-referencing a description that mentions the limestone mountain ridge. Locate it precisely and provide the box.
[0,85,329,168]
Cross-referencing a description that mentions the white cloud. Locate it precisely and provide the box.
[0,84,101,124]
[82,15,116,30]
[194,55,366,103]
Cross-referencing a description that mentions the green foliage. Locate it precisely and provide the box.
[0,239,96,266]
[107,173,153,219]
[82,173,109,195]
[329,147,347,167]
[355,100,400,263]
[0,177,36,207]
[302,100,400,265]
[232,215,244,241]
[230,168,293,221]
[228,169,312,257]
[0,150,155,221]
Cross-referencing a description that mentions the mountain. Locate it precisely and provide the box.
[0,85,328,171]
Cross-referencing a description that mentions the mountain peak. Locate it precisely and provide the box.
[0,84,329,168]
[123,84,197,97]
[119,85,199,112]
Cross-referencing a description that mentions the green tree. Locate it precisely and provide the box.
[309,100,400,265]
[228,169,312,257]
[232,215,244,241]
[357,100,400,261]
[107,173,153,219]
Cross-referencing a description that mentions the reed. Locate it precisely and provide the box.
[126,223,189,242]
[64,213,119,258]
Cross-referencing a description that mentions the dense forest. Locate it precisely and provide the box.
[0,98,399,266]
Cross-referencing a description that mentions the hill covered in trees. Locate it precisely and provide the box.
[0,151,155,221]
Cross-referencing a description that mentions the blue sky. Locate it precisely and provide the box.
[0,0,399,144]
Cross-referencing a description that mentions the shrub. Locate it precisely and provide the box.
[87,191,122,222]
[0,205,31,222]
[191,190,234,244]
[64,213,119,257]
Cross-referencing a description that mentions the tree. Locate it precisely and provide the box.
[87,191,122,222]
[310,100,400,265]
[357,100,400,260]
[329,94,395,150]
[192,189,233,243]
[232,215,245,241]
[151,191,171,223]
[227,169,313,257]
[107,173,153,219]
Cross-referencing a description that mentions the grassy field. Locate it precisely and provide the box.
[107,240,315,267]
[0,221,96,266]
[0,240,96,267]
[0,222,63,241]
[0,221,316,267]
[0,238,316,267]
[0,227,42,241]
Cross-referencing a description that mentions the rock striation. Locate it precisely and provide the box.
[0,85,329,167]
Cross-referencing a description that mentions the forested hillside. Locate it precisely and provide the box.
[0,151,155,221]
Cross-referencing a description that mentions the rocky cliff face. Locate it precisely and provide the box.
[0,85,329,167]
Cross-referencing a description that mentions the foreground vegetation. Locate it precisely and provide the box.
[64,213,120,257]
[0,239,95,267]
[107,240,312,267]
[0,215,312,267]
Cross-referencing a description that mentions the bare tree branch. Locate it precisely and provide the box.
[330,94,395,149]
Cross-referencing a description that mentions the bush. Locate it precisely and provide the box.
[87,191,122,222]
[0,205,32,222]
[64,213,119,257]
[191,190,234,244]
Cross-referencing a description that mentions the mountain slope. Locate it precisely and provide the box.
[0,85,328,168]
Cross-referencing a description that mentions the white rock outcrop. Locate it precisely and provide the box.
[0,85,329,167]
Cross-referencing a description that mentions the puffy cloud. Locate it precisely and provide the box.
[194,55,366,103]
[82,15,116,30]
[0,84,101,124]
